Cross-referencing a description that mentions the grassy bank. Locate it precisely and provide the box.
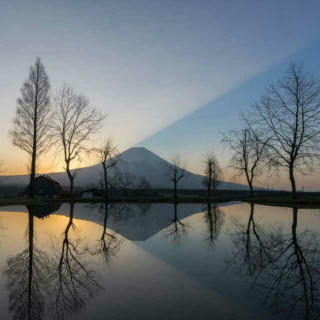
[2,194,320,208]
[0,196,231,206]
[244,195,320,208]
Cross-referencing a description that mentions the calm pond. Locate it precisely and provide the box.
[0,202,319,320]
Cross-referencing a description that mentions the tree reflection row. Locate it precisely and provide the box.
[4,204,105,320]
[227,204,320,320]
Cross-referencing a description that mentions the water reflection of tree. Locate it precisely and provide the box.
[110,203,151,221]
[48,203,102,320]
[4,205,50,320]
[227,204,320,319]
[227,203,272,276]
[164,203,190,245]
[203,203,225,246]
[87,203,124,265]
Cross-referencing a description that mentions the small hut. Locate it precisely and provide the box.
[23,175,64,198]
[27,203,62,219]
[81,188,105,199]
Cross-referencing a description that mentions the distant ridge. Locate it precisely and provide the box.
[1,147,253,190]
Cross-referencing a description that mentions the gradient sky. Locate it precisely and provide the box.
[2,0,320,190]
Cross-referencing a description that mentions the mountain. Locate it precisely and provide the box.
[2,147,251,190]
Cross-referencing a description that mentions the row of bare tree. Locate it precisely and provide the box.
[9,57,106,198]
[6,56,224,199]
[8,58,317,198]
[168,62,320,198]
[94,62,320,198]
[222,63,320,197]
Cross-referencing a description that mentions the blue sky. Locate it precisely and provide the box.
[1,0,320,189]
[138,40,320,178]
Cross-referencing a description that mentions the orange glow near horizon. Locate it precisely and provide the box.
[5,154,100,176]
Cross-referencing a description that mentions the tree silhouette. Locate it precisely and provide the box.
[246,63,320,197]
[164,203,190,245]
[9,58,52,198]
[227,204,320,319]
[87,203,124,265]
[203,203,225,246]
[222,128,270,197]
[93,137,121,199]
[163,155,188,198]
[202,152,224,197]
[4,205,50,320]
[109,203,151,222]
[47,203,102,319]
[53,85,106,193]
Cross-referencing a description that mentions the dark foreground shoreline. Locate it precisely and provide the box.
[2,194,320,209]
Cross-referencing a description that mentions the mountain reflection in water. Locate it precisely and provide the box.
[0,202,319,320]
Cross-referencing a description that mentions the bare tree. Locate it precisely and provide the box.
[4,206,50,320]
[48,204,102,319]
[227,205,320,319]
[94,138,120,199]
[53,84,106,193]
[108,203,151,221]
[202,152,223,197]
[164,203,190,245]
[108,170,137,197]
[163,155,188,198]
[9,57,52,198]
[87,203,124,265]
[247,63,320,197]
[222,127,269,197]
[203,203,225,246]
[226,203,272,277]
[134,176,152,197]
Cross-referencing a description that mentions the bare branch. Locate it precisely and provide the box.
[222,126,269,196]
[9,57,53,197]
[247,62,320,196]
[53,84,106,193]
[92,137,121,199]
[202,151,224,197]
[162,154,188,198]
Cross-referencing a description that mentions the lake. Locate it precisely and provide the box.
[0,202,319,320]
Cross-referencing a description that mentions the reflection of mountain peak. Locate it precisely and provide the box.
[3,147,250,190]
[1,203,234,241]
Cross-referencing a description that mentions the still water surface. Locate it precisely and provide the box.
[0,202,319,319]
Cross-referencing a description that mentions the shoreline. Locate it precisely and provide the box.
[1,195,320,208]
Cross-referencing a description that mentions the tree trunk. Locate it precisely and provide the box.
[174,203,178,220]
[245,170,254,197]
[30,67,40,199]
[289,165,297,198]
[28,209,34,318]
[249,181,254,197]
[64,203,75,236]
[103,204,109,235]
[66,165,74,195]
[30,155,36,198]
[247,203,254,234]
[291,207,298,245]
[103,166,108,200]
[207,203,213,240]
[213,180,216,197]
[70,177,74,195]
[30,110,38,198]
[174,181,177,198]
[208,165,212,198]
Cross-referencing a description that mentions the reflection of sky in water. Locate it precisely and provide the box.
[0,203,319,319]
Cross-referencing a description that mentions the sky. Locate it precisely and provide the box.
[2,0,320,190]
